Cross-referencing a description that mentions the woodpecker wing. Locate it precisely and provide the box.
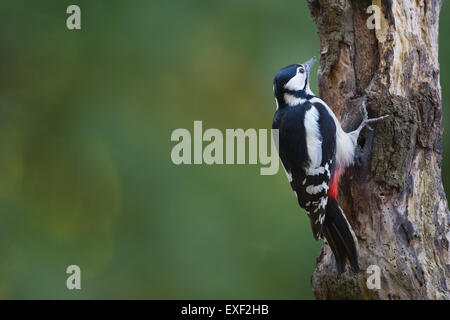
[275,101,336,239]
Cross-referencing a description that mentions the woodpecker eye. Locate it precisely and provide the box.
[299,67,305,74]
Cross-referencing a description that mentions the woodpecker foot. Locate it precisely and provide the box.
[353,100,389,166]
[360,100,389,130]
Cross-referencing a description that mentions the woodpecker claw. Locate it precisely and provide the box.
[351,100,389,166]
[360,101,369,121]
[360,100,389,130]
[365,114,390,123]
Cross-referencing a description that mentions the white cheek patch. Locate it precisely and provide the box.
[284,72,306,91]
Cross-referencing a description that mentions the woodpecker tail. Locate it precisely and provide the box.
[322,199,359,274]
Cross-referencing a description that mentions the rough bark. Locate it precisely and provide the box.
[307,0,450,299]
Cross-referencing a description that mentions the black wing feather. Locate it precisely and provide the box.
[275,100,336,239]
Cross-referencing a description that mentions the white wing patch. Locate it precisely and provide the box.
[306,182,329,195]
[318,196,328,210]
[306,163,330,177]
[308,96,357,168]
[315,212,326,225]
[304,106,322,169]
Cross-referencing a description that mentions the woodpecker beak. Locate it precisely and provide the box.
[303,57,316,72]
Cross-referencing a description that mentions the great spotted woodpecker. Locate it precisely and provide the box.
[272,57,388,274]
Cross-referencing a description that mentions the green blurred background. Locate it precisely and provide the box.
[0,1,448,299]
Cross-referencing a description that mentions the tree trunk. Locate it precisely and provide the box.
[307,0,450,299]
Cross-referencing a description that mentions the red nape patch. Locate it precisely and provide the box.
[328,169,342,199]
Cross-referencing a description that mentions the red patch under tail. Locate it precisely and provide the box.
[328,168,342,200]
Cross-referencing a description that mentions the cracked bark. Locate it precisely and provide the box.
[307,0,450,299]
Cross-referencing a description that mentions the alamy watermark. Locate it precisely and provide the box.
[66,5,81,30]
[366,5,381,30]
[66,265,81,290]
[366,265,381,290]
[170,121,280,175]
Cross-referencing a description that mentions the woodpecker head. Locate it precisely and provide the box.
[273,57,316,108]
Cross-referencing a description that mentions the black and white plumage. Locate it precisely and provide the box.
[272,57,388,274]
